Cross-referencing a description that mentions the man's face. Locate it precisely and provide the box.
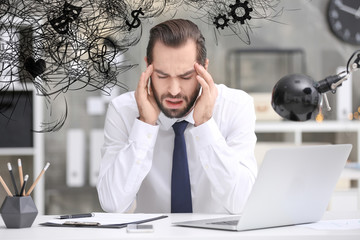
[149,40,201,118]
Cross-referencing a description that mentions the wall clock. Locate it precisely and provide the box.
[327,0,360,45]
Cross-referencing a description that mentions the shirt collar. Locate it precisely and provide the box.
[157,109,195,130]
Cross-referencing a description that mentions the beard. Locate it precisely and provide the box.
[152,84,201,119]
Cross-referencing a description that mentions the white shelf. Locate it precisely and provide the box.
[341,168,360,180]
[256,120,360,132]
[0,148,34,155]
[255,120,360,161]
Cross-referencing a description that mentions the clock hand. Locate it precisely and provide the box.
[334,0,359,17]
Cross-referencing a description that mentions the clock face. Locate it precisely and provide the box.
[327,0,360,45]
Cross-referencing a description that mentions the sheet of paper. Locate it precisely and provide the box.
[46,213,164,225]
[298,219,360,230]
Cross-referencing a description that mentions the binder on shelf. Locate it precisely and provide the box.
[66,129,86,187]
[89,129,104,187]
[336,66,352,120]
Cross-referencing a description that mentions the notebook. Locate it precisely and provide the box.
[173,144,352,231]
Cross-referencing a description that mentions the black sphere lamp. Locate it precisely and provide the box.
[271,50,360,121]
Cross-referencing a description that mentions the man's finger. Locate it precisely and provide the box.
[144,65,153,89]
[194,62,214,86]
[138,65,153,92]
[145,64,153,79]
[196,75,209,92]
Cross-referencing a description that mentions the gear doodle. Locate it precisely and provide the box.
[229,0,253,24]
[213,14,230,29]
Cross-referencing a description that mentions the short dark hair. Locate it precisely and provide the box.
[146,19,207,66]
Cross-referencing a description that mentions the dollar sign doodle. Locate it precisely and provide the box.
[126,8,144,31]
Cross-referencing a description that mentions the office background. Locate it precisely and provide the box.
[0,0,359,214]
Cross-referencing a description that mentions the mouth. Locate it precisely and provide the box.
[164,98,184,109]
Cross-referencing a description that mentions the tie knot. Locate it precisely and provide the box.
[172,121,188,135]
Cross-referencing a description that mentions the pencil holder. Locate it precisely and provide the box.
[0,196,38,228]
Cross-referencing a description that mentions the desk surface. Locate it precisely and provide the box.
[1,212,360,240]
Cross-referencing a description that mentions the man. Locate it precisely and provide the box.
[97,19,257,214]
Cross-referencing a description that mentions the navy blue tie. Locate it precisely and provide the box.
[171,121,193,213]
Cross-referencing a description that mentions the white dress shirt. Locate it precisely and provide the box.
[97,84,257,214]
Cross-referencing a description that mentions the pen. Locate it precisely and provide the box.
[26,162,50,196]
[59,213,95,219]
[7,162,19,196]
[20,174,29,196]
[0,175,13,196]
[18,158,24,187]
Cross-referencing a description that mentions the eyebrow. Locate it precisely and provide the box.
[154,69,196,78]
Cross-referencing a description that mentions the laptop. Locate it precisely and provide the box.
[173,144,352,231]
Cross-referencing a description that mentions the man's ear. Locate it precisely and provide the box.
[204,58,209,70]
[144,56,149,66]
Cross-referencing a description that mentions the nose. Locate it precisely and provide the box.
[168,78,181,96]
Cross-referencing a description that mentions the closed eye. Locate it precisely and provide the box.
[179,70,195,80]
[180,76,192,80]
[157,75,168,79]
[154,69,195,80]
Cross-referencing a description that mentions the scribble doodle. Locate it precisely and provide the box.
[88,37,116,74]
[0,0,287,132]
[126,8,145,31]
[48,2,83,34]
[0,0,10,18]
[229,0,253,24]
[24,57,46,78]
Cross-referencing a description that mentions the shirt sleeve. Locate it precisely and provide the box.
[96,101,159,213]
[189,96,257,214]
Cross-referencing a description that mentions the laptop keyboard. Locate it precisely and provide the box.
[208,220,239,226]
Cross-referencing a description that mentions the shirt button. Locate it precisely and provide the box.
[195,136,200,141]
[147,133,152,139]
[136,160,142,164]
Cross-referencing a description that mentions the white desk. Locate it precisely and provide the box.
[1,212,359,240]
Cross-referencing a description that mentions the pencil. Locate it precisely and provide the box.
[7,162,19,196]
[18,158,24,187]
[20,174,29,196]
[0,175,13,196]
[26,162,50,196]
